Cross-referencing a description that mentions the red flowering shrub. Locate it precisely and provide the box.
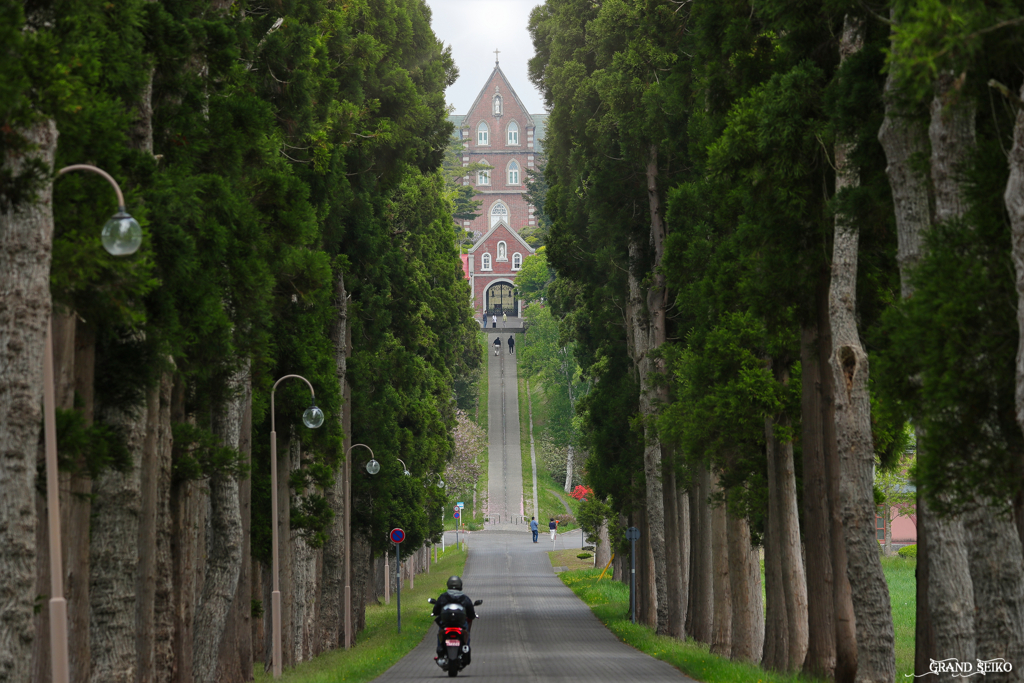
[569,485,592,501]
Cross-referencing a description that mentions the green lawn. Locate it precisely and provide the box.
[253,545,467,683]
[559,556,918,683]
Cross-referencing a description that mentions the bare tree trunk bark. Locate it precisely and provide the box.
[350,528,372,634]
[171,477,200,683]
[0,117,57,683]
[801,312,836,680]
[216,385,252,683]
[677,486,690,640]
[138,374,172,683]
[763,415,789,672]
[773,385,809,673]
[664,455,684,639]
[192,371,247,683]
[877,17,934,676]
[829,18,896,683]
[688,466,713,644]
[155,376,176,683]
[710,473,731,658]
[727,512,758,662]
[89,401,146,682]
[320,273,347,652]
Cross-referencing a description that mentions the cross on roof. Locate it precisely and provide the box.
[494,48,500,64]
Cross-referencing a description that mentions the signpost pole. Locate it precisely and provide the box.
[625,526,640,625]
[396,542,401,634]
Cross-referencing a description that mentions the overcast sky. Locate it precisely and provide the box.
[427,0,547,115]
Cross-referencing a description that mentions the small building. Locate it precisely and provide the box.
[466,220,535,317]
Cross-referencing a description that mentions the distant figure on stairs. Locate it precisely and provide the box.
[492,314,497,328]
[507,336,515,354]
[530,517,538,542]
[493,337,501,356]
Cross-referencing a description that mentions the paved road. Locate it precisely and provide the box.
[486,334,525,531]
[372,530,697,682]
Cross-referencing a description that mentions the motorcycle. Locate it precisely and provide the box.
[427,597,483,677]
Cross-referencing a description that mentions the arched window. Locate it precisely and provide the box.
[477,121,489,145]
[507,121,519,145]
[497,241,507,261]
[477,169,490,185]
[490,202,508,228]
[512,253,522,270]
[482,253,492,270]
[507,160,520,185]
[493,95,502,115]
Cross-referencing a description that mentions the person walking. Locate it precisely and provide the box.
[482,310,487,327]
[491,314,497,329]
[530,517,539,543]
[502,312,507,326]
[493,337,501,356]
[507,335,515,354]
[549,518,557,541]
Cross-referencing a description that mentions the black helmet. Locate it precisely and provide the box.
[446,575,463,591]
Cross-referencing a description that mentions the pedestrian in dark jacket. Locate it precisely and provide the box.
[507,335,515,354]
[549,518,557,541]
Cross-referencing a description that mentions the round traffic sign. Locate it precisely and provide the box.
[389,528,405,544]
[625,526,640,541]
[453,509,460,519]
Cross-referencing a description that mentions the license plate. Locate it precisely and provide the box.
[445,640,461,647]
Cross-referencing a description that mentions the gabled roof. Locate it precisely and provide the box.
[461,65,535,129]
[469,219,537,255]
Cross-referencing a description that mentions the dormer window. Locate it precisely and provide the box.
[493,95,503,115]
[512,253,522,270]
[482,253,492,270]
[507,160,520,185]
[477,121,489,145]
[508,121,519,145]
[497,241,507,261]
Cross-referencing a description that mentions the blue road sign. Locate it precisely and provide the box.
[389,528,405,544]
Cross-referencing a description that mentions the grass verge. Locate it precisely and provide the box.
[253,545,467,683]
[558,558,917,683]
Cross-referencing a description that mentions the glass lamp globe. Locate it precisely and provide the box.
[302,404,324,429]
[366,459,380,475]
[102,210,143,256]
[436,479,445,488]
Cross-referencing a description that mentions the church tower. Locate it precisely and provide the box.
[451,53,546,317]
[452,51,546,238]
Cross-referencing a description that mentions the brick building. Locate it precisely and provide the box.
[450,55,546,317]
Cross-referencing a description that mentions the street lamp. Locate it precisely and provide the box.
[270,375,323,678]
[41,165,141,683]
[343,442,376,650]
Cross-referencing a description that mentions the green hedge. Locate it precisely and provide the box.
[897,544,917,559]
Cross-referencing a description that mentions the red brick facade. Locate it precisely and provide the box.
[468,222,535,317]
[455,62,543,317]
[455,64,541,239]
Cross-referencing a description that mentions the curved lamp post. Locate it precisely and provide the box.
[270,375,323,677]
[42,165,141,683]
[342,443,376,650]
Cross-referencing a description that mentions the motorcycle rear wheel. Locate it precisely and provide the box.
[448,668,459,677]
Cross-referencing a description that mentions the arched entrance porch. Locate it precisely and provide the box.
[485,280,517,316]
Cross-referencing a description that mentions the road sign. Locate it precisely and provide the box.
[625,526,640,541]
[457,502,465,508]
[453,509,460,519]
[389,528,405,544]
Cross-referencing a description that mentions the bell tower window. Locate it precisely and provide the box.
[477,121,489,145]
[507,160,520,185]
[508,121,519,145]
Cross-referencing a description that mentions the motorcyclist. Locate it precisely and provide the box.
[433,575,477,661]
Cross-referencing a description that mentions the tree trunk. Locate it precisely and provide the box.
[138,370,172,682]
[350,528,372,635]
[564,445,575,492]
[963,507,1024,682]
[829,18,896,683]
[0,117,57,683]
[801,312,836,680]
[595,518,612,570]
[155,375,176,683]
[822,305,858,683]
[877,16,934,676]
[688,465,713,644]
[763,415,789,672]
[171,477,201,683]
[773,384,809,673]
[216,383,252,683]
[89,401,146,682]
[727,512,759,663]
[677,487,691,641]
[664,454,684,639]
[710,474,731,658]
[320,273,348,652]
[192,371,247,683]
